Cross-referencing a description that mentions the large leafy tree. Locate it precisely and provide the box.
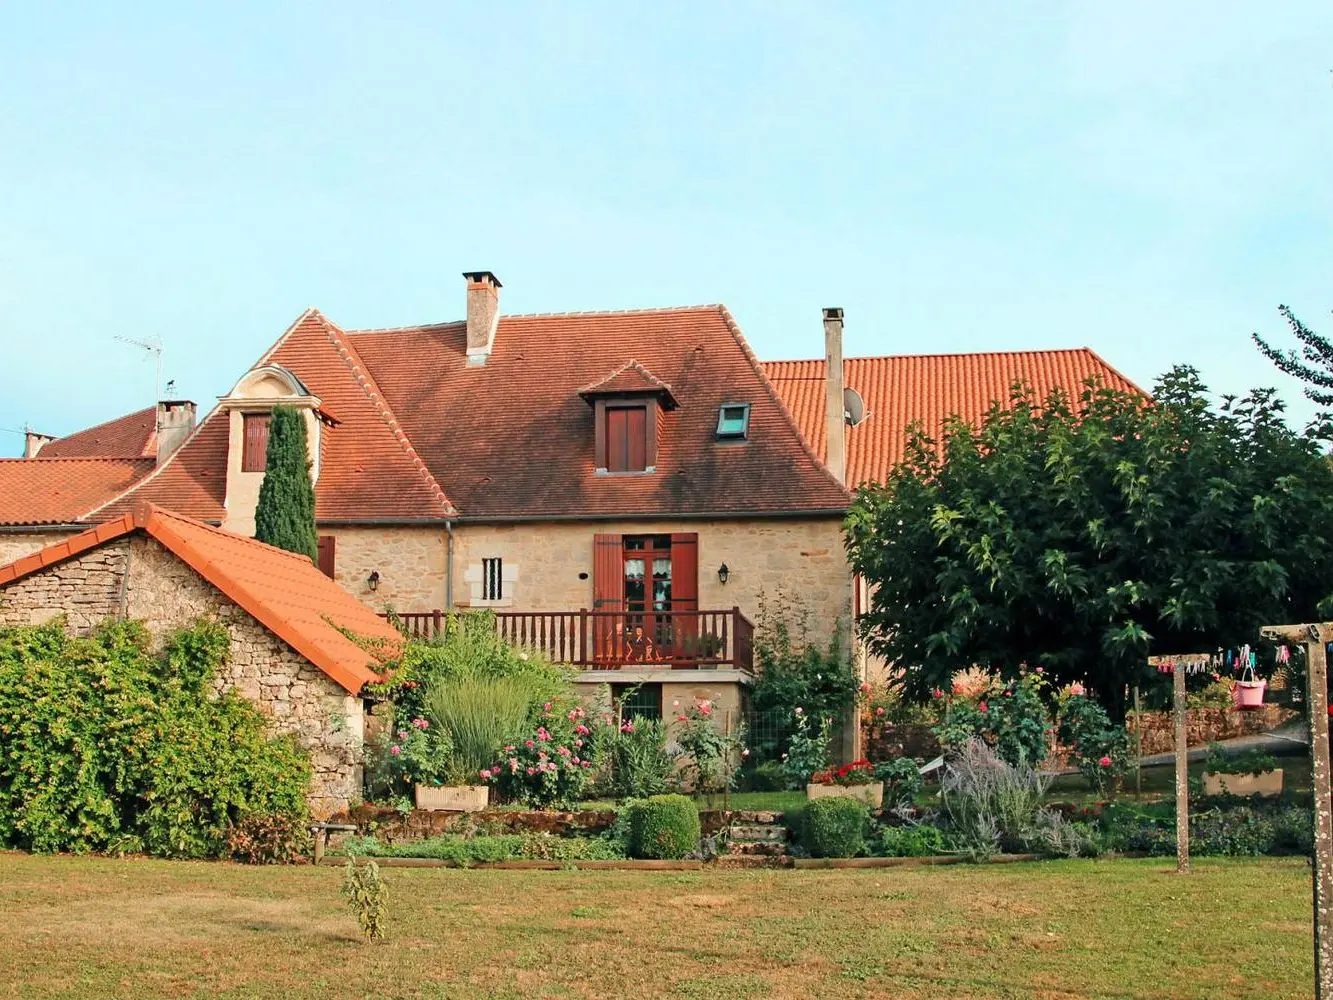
[254,405,318,562]
[1253,305,1333,408]
[845,366,1333,718]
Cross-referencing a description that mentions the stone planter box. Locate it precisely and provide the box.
[414,784,490,812]
[1202,769,1283,798]
[806,782,884,809]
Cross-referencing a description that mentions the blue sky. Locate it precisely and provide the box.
[1,2,1330,452]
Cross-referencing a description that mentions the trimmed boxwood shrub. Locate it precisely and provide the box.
[801,796,869,858]
[628,794,700,859]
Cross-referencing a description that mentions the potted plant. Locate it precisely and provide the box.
[384,717,490,812]
[1201,743,1283,797]
[807,759,884,808]
[420,671,533,811]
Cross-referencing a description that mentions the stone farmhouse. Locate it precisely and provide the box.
[0,504,400,816]
[1,272,1137,727]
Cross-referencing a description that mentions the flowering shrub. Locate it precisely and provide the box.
[1057,694,1130,799]
[810,759,876,786]
[781,708,833,789]
[386,716,455,786]
[673,699,745,799]
[485,699,608,809]
[930,669,1051,767]
[604,717,679,799]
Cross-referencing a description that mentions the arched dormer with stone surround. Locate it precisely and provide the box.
[218,365,325,536]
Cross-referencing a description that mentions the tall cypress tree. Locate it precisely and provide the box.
[253,405,318,562]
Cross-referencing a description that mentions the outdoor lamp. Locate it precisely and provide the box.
[367,570,380,592]
[717,563,729,585]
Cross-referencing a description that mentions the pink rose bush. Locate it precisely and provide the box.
[483,698,610,809]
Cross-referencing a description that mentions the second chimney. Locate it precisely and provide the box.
[23,430,54,458]
[463,270,502,365]
[155,400,196,465]
[822,307,846,486]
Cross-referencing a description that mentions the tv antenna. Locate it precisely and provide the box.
[115,335,164,402]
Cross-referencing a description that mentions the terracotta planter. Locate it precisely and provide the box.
[1201,769,1283,798]
[806,782,884,809]
[414,784,490,812]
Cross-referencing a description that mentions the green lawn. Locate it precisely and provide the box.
[0,852,1312,999]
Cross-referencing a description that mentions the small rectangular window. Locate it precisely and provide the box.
[482,557,503,602]
[242,413,271,472]
[716,403,751,440]
[606,404,648,472]
[612,683,662,722]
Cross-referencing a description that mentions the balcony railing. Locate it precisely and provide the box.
[384,608,755,673]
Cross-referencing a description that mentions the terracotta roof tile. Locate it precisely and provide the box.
[580,360,678,406]
[346,306,850,519]
[0,458,156,525]
[96,310,454,523]
[37,407,158,459]
[0,504,400,693]
[764,349,1143,487]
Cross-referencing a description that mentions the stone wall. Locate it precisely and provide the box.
[0,540,129,631]
[452,517,852,650]
[1128,704,1298,756]
[0,533,364,818]
[0,530,77,567]
[321,524,448,612]
[124,536,363,816]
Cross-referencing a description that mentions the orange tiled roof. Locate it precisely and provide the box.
[764,349,1143,488]
[0,458,156,526]
[579,360,678,406]
[94,310,455,523]
[0,504,399,693]
[346,306,849,518]
[38,407,157,459]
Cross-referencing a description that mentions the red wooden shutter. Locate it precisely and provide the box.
[592,534,624,611]
[626,406,647,471]
[671,533,699,659]
[242,414,271,472]
[317,535,336,579]
[592,534,625,661]
[606,409,627,471]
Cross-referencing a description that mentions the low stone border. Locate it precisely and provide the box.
[792,853,1038,869]
[325,853,1042,871]
[321,857,704,870]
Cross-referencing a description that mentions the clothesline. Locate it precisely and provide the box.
[1148,643,1302,674]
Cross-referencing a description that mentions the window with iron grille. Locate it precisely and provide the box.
[482,557,503,602]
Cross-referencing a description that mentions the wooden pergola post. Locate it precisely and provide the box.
[1262,622,1333,1000]
[1148,654,1209,875]
[1174,662,1189,874]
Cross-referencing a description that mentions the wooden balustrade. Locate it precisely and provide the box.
[381,607,755,672]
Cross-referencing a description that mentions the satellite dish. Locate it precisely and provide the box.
[844,386,866,427]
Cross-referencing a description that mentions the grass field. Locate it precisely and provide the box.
[0,853,1312,1000]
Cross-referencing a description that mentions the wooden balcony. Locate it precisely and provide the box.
[387,608,755,673]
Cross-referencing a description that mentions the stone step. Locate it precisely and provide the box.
[729,824,788,843]
[725,841,787,857]
[730,810,782,824]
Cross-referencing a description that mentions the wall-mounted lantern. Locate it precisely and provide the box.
[717,563,730,585]
[367,570,381,592]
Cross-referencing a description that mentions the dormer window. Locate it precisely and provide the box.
[716,403,751,441]
[579,360,679,477]
[606,404,648,472]
[241,413,271,472]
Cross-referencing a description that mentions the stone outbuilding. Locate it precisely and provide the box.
[0,503,400,817]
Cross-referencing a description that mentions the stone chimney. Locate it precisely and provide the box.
[822,307,846,486]
[155,400,196,465]
[23,430,54,458]
[463,270,502,365]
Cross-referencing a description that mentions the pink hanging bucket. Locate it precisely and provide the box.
[1232,665,1266,710]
